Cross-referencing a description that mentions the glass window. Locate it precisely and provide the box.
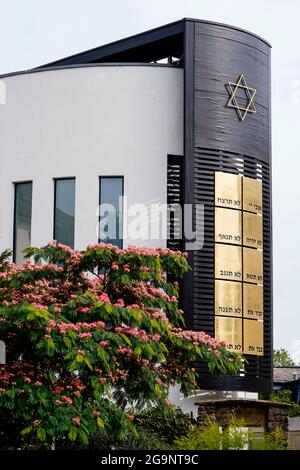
[99,177,123,248]
[14,182,33,264]
[54,178,75,248]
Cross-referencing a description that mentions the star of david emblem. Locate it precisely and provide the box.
[225,74,256,121]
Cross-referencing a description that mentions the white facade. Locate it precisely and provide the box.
[0,65,183,254]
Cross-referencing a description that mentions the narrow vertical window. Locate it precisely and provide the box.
[99,177,123,248]
[13,182,33,264]
[54,178,75,248]
[167,155,184,251]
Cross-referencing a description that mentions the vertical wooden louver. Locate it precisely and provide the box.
[167,155,184,252]
[192,148,272,393]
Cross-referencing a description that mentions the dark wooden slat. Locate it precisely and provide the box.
[191,147,272,393]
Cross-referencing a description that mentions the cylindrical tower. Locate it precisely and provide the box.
[182,19,272,393]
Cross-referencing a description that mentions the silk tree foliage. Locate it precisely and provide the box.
[0,242,242,447]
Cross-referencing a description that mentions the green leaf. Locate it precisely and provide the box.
[67,329,77,340]
[36,389,48,402]
[154,383,162,397]
[97,417,105,429]
[46,337,55,355]
[68,426,77,442]
[78,429,89,445]
[97,347,107,361]
[104,304,113,314]
[76,354,84,363]
[63,336,72,349]
[26,307,49,321]
[21,425,33,436]
[91,376,99,389]
[133,345,142,356]
[120,333,132,346]
[83,356,93,370]
[144,343,155,358]
[37,427,46,442]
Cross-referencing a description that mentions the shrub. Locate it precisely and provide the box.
[174,415,248,450]
[174,415,289,451]
[288,404,300,417]
[133,405,194,445]
[55,405,192,449]
[249,427,289,450]
[270,390,300,417]
[86,428,173,450]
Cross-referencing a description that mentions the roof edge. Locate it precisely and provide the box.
[183,17,271,47]
[0,62,180,80]
[38,17,271,69]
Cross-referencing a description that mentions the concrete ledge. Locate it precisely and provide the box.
[195,398,291,407]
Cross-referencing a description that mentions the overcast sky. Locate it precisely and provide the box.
[1,0,299,360]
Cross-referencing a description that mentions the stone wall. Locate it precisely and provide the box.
[268,406,289,436]
[196,399,290,436]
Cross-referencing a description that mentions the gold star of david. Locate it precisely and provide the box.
[225,74,256,121]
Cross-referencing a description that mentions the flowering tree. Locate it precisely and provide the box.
[0,242,242,448]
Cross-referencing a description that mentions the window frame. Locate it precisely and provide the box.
[53,177,76,248]
[98,176,124,248]
[13,180,33,264]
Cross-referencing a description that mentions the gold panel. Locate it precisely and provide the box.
[215,244,242,281]
[243,248,263,284]
[243,284,264,319]
[215,317,243,353]
[215,280,242,317]
[215,208,242,245]
[215,172,242,210]
[243,177,263,214]
[243,212,263,249]
[243,319,264,356]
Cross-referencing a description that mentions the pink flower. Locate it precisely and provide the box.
[99,292,111,303]
[79,332,92,339]
[72,417,81,426]
[152,334,161,342]
[54,385,64,394]
[62,396,73,405]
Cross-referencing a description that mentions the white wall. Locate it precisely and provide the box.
[168,385,258,418]
[0,65,183,253]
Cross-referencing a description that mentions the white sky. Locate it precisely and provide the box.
[1,0,300,360]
